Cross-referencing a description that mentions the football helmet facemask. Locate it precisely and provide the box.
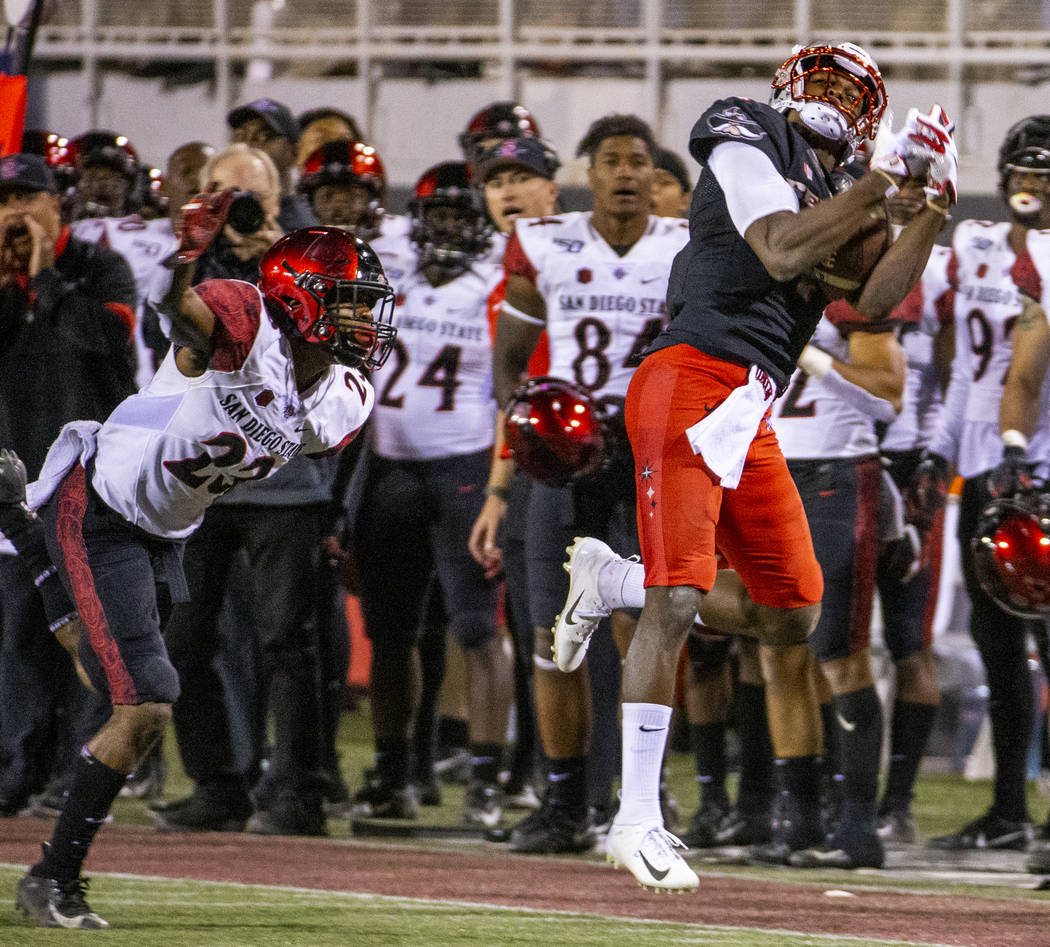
[259,226,397,370]
[972,485,1050,618]
[297,140,387,237]
[504,376,610,488]
[63,130,142,218]
[458,102,543,162]
[770,43,887,154]
[408,161,490,276]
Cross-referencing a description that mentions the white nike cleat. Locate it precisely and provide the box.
[606,820,699,892]
[551,537,616,672]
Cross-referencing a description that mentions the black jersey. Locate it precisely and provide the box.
[650,98,836,391]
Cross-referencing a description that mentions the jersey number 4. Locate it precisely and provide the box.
[379,340,462,412]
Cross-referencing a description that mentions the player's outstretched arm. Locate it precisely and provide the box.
[853,197,947,323]
[493,273,546,407]
[1001,296,1050,440]
[157,260,216,375]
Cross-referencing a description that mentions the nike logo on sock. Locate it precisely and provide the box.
[835,712,857,732]
[639,850,670,880]
[639,725,667,733]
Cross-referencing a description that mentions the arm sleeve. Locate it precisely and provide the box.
[194,279,263,372]
[925,309,968,465]
[503,230,538,286]
[706,140,800,238]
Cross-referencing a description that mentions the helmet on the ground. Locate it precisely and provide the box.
[408,161,490,274]
[504,376,609,487]
[259,226,397,370]
[769,43,887,154]
[972,487,1050,618]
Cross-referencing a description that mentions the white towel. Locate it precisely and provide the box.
[684,366,775,490]
[25,420,102,511]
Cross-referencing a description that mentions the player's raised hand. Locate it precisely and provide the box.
[172,184,235,265]
[0,447,28,506]
[918,105,959,205]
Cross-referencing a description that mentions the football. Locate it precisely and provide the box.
[811,213,892,302]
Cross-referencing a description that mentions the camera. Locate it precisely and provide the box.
[226,190,266,235]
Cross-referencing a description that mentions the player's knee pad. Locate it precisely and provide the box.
[449,609,495,650]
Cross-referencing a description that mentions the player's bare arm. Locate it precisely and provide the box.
[1000,296,1050,438]
[492,272,546,407]
[157,259,216,376]
[853,198,948,321]
[744,171,902,282]
[839,330,906,409]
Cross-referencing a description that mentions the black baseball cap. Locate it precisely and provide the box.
[474,137,559,183]
[654,147,691,194]
[297,107,364,141]
[0,153,56,195]
[227,98,300,143]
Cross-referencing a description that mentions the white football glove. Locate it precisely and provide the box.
[870,108,932,180]
[918,104,959,204]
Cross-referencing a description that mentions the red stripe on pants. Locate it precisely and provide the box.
[55,465,138,705]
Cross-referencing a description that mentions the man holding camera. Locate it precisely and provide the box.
[0,154,137,817]
[150,144,336,836]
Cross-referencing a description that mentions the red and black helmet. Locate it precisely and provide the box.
[63,130,139,178]
[504,377,610,487]
[408,160,490,272]
[458,101,542,161]
[259,226,397,370]
[972,487,1050,618]
[298,140,387,235]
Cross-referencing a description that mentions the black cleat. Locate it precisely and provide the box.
[246,794,327,837]
[350,777,418,819]
[679,800,729,848]
[789,829,885,869]
[507,800,593,854]
[714,806,773,846]
[16,873,109,929]
[876,807,917,844]
[149,788,251,833]
[927,811,1033,851]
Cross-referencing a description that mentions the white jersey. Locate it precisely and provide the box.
[927,220,1050,477]
[90,279,373,539]
[507,212,689,398]
[771,317,879,459]
[880,244,954,452]
[371,231,502,460]
[72,214,179,389]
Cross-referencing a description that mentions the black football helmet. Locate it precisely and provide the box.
[408,161,490,275]
[504,377,611,487]
[259,226,397,370]
[998,115,1050,200]
[458,102,542,162]
[972,485,1050,618]
[62,130,142,218]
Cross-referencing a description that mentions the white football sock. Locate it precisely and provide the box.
[597,558,645,610]
[596,557,706,627]
[617,702,672,825]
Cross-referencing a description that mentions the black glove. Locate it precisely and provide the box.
[904,452,950,535]
[986,445,1033,499]
[0,447,27,506]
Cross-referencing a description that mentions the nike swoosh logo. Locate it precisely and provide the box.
[835,712,856,732]
[639,725,667,732]
[638,850,670,880]
[641,276,662,284]
[563,592,585,626]
[978,830,1025,848]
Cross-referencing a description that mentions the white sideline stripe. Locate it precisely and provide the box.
[0,863,959,947]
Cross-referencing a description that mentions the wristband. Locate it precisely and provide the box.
[797,344,834,380]
[484,484,511,501]
[871,168,901,198]
[1002,429,1030,452]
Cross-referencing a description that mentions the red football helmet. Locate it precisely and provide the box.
[458,102,542,161]
[504,377,609,487]
[259,226,397,370]
[972,489,1050,618]
[408,161,490,273]
[297,140,387,235]
[770,43,887,153]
